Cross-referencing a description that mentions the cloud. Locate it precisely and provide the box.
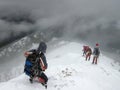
[0,0,120,52]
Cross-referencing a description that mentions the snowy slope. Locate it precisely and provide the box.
[0,41,120,90]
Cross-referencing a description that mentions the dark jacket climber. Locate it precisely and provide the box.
[24,42,48,88]
[92,43,100,64]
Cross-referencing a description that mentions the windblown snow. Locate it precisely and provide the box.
[0,41,120,90]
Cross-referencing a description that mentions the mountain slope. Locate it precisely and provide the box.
[0,41,120,90]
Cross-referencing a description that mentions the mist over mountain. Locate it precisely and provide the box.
[0,0,120,54]
[0,6,37,47]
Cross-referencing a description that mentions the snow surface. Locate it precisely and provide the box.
[0,41,120,90]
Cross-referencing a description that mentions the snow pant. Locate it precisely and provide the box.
[38,71,48,84]
[86,52,91,61]
[92,55,99,64]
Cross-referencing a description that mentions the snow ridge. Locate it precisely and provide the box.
[0,41,120,90]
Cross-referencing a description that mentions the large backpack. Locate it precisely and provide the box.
[24,51,48,77]
[24,50,38,77]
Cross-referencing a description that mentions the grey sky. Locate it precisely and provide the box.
[0,0,120,52]
[0,0,120,18]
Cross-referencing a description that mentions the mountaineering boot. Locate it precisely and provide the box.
[44,83,47,89]
[41,82,47,89]
[29,77,33,83]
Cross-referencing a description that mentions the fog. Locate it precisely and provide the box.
[0,0,120,53]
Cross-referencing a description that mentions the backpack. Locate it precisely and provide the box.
[24,50,38,77]
[24,51,48,77]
